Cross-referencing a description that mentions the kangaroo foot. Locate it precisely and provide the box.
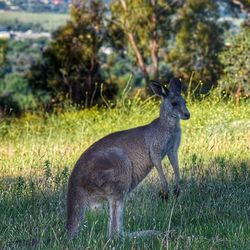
[159,189,169,201]
[173,186,181,197]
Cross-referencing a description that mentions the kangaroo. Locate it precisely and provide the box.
[66,77,190,239]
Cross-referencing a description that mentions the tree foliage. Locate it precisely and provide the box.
[0,39,8,78]
[219,27,250,104]
[167,0,224,94]
[0,40,23,117]
[223,0,250,14]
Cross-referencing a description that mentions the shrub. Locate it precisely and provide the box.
[218,27,250,104]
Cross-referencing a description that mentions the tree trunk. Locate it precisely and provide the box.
[127,32,150,84]
[150,0,159,80]
[86,56,95,107]
[120,0,150,85]
[235,83,242,106]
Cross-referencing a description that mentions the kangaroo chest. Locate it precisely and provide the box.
[130,152,153,191]
[160,131,181,159]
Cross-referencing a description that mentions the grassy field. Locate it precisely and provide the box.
[0,11,69,31]
[0,98,250,249]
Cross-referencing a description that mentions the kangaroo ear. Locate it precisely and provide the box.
[169,77,182,95]
[149,80,169,98]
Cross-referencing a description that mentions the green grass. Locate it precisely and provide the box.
[0,98,250,249]
[0,11,69,31]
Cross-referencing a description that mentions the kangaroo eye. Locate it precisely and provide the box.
[171,102,178,107]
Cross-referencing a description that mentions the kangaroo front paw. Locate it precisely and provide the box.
[159,189,169,201]
[173,186,181,197]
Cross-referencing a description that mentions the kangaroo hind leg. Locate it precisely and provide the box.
[108,198,124,239]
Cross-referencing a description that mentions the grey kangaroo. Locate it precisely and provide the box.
[66,77,190,239]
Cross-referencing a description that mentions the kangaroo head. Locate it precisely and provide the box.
[150,77,190,120]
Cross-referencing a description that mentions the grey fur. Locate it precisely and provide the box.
[66,77,190,239]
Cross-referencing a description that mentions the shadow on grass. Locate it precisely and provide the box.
[1,156,250,249]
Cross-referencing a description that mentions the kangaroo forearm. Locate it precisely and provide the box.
[155,164,168,191]
[168,152,180,184]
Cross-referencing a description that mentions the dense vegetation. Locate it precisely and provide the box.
[219,26,250,104]
[1,98,249,249]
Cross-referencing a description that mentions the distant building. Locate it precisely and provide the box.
[53,0,64,5]
[0,25,10,39]
[0,31,10,40]
[12,30,51,40]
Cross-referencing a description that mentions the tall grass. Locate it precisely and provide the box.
[0,98,250,249]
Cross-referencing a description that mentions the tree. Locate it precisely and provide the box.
[109,0,178,86]
[167,0,224,94]
[29,0,117,107]
[218,26,250,104]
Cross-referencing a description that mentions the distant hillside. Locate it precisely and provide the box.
[0,11,69,32]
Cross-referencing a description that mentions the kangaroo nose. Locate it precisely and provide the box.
[184,113,190,119]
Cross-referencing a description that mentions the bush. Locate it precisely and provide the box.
[0,74,40,117]
[0,92,21,118]
[218,27,250,104]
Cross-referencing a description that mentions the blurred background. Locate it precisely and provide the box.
[0,0,249,117]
